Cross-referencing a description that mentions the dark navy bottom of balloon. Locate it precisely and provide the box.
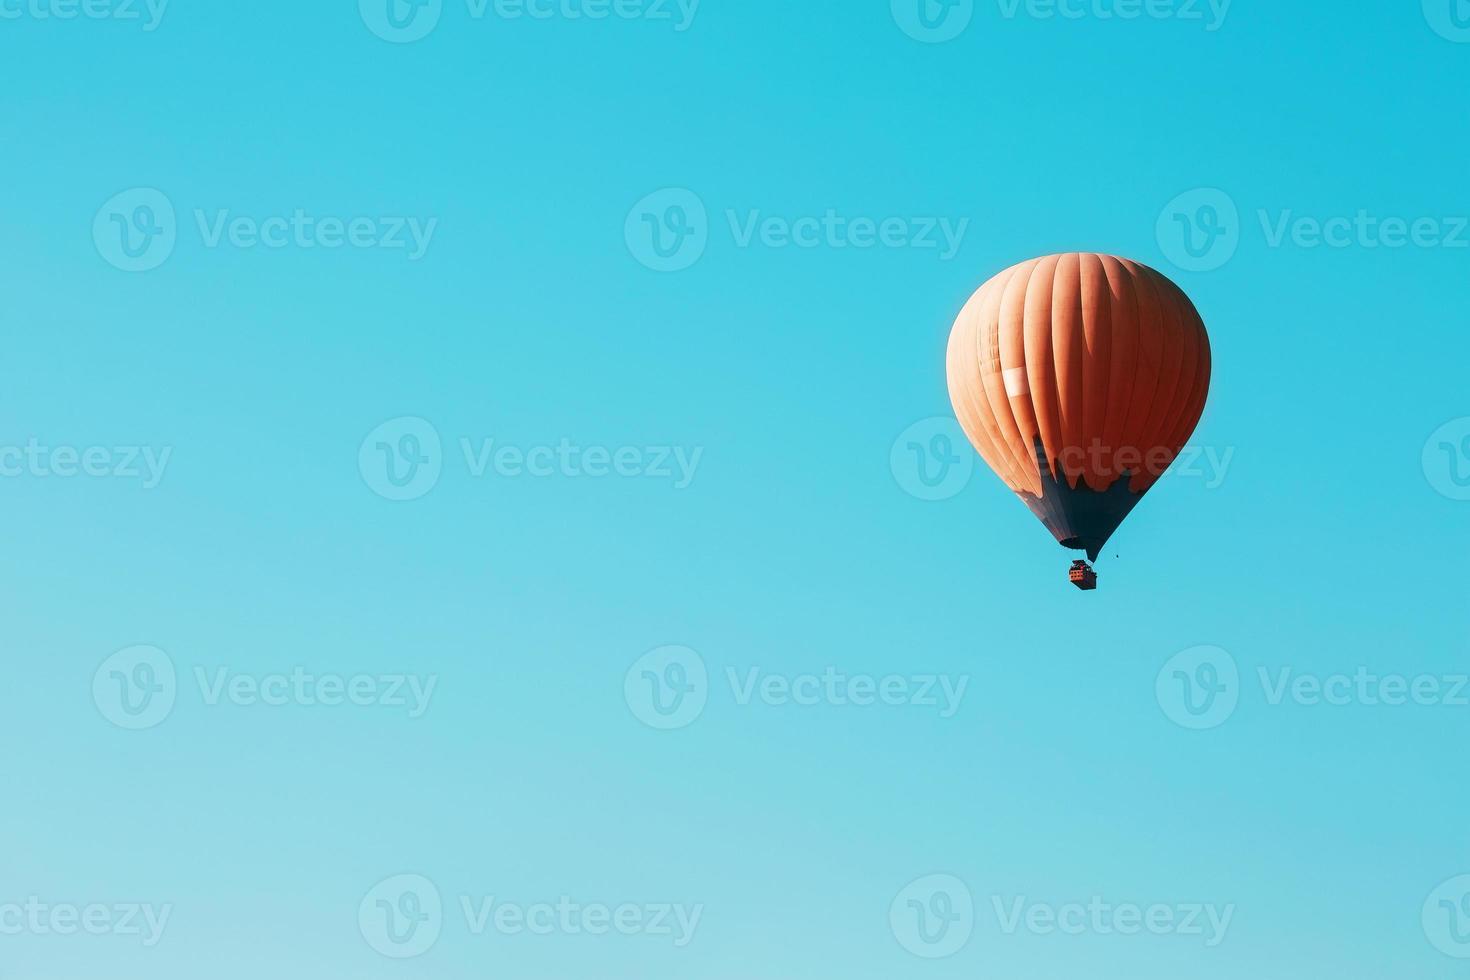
[1019,438,1144,561]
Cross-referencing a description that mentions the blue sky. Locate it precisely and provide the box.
[2,1,1469,977]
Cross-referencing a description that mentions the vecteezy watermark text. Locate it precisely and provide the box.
[891,0,1228,43]
[1157,646,1470,730]
[194,667,437,717]
[991,895,1234,946]
[1158,188,1470,272]
[1258,667,1470,708]
[460,896,701,945]
[624,646,970,730]
[726,667,968,717]
[0,439,171,488]
[995,0,1230,29]
[358,417,703,501]
[358,874,702,959]
[93,188,438,272]
[92,645,439,730]
[887,875,1233,959]
[0,0,167,29]
[889,417,1235,502]
[194,210,436,259]
[359,0,699,43]
[0,898,172,947]
[625,189,970,272]
[725,210,968,259]
[460,438,701,487]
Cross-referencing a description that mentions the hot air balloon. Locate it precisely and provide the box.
[945,253,1211,590]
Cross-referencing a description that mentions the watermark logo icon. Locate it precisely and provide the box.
[1423,418,1470,501]
[360,0,442,42]
[1424,0,1470,41]
[890,874,974,958]
[892,0,974,42]
[624,645,708,730]
[625,189,708,272]
[1156,645,1238,730]
[1424,875,1470,957]
[359,417,443,501]
[891,417,973,501]
[360,874,443,958]
[93,188,176,272]
[93,645,177,730]
[1157,188,1240,272]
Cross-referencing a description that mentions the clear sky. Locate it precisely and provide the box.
[2,1,1469,978]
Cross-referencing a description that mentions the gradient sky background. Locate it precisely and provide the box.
[2,1,1469,977]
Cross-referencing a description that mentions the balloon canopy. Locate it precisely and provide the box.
[946,253,1211,561]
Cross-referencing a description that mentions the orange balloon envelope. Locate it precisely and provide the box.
[946,253,1211,563]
